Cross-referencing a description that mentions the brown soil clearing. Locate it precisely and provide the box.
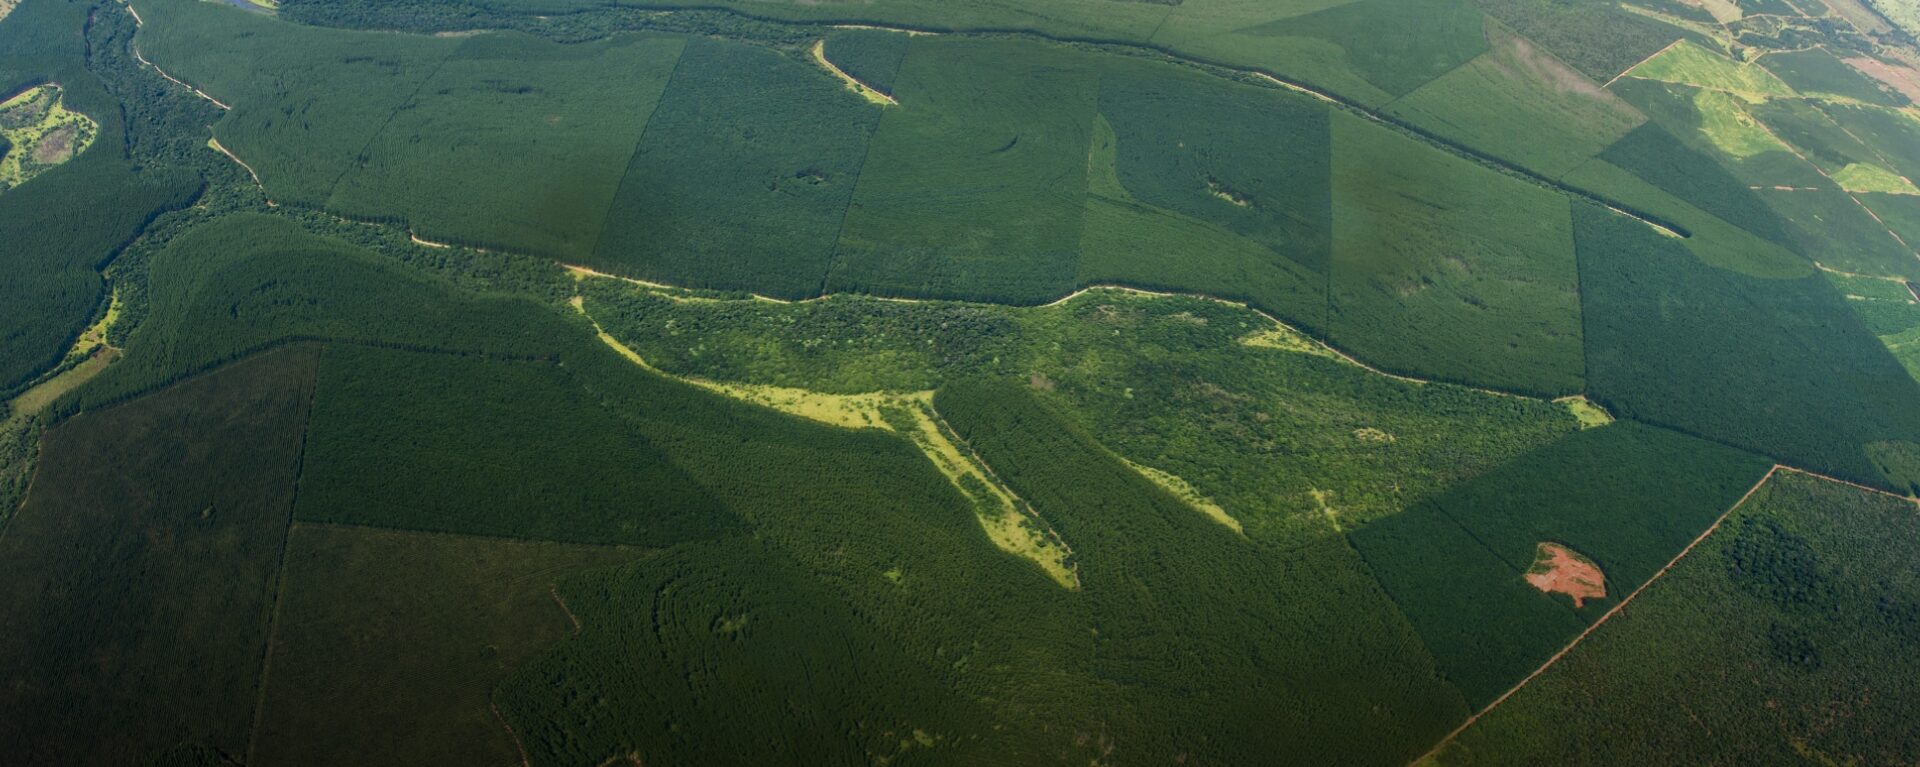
[1525,542,1606,608]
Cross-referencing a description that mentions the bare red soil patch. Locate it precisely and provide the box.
[1525,542,1606,608]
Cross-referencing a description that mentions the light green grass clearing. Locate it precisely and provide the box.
[1833,162,1920,195]
[7,349,119,422]
[1240,323,1340,359]
[1628,41,1797,100]
[1555,395,1615,428]
[1693,89,1789,158]
[571,291,1079,588]
[809,39,896,106]
[1121,457,1242,534]
[0,85,99,192]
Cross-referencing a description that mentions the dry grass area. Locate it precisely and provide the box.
[1122,457,1242,534]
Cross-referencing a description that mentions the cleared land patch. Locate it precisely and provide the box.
[0,84,96,192]
[1832,160,1920,193]
[1524,542,1606,607]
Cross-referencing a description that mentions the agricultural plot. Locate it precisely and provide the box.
[1599,122,1795,245]
[1748,97,1888,174]
[1818,103,1920,184]
[295,345,734,545]
[0,347,314,765]
[1561,159,1808,278]
[250,524,644,767]
[1603,78,1819,189]
[1328,113,1585,395]
[1624,39,1798,99]
[1757,46,1908,105]
[1388,23,1646,178]
[1574,201,1920,488]
[591,37,881,297]
[1758,186,1920,279]
[133,0,462,206]
[327,32,684,258]
[1095,64,1333,274]
[1234,0,1489,97]
[1859,190,1920,255]
[1353,422,1769,706]
[1432,472,1920,765]
[829,37,1096,304]
[1472,0,1684,82]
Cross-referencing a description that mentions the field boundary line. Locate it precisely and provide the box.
[243,356,321,767]
[1603,37,1683,90]
[1409,463,1782,766]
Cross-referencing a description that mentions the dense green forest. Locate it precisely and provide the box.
[3,0,1920,762]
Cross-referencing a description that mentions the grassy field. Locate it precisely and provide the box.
[250,523,644,767]
[1432,472,1920,765]
[0,347,314,764]
[0,84,96,191]
[1626,39,1798,98]
[1328,112,1584,395]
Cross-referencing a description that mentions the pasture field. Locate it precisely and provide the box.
[1387,23,1646,178]
[1573,201,1920,489]
[1433,472,1920,765]
[590,37,881,297]
[327,32,684,258]
[828,37,1096,304]
[1757,46,1908,105]
[0,347,314,764]
[1626,39,1798,98]
[1604,78,1817,186]
[1328,112,1585,395]
[295,345,733,545]
[250,523,644,767]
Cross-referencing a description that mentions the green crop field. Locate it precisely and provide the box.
[7,0,1920,761]
[1329,112,1584,395]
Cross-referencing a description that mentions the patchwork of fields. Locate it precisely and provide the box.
[4,0,1920,762]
